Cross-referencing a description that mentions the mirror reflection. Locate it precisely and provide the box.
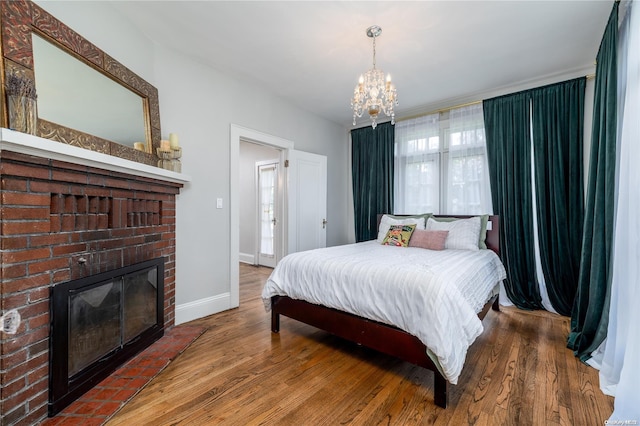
[31,33,147,147]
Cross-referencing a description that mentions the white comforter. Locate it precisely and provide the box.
[261,241,506,384]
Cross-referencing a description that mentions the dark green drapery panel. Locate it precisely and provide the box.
[484,77,587,314]
[531,78,586,316]
[351,122,394,242]
[483,93,542,310]
[568,2,618,361]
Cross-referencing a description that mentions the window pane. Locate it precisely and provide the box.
[450,132,461,146]
[428,136,440,150]
[259,165,276,257]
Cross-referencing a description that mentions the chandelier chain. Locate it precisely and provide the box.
[372,36,376,69]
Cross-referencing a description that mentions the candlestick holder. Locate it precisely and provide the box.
[156,147,182,172]
[157,148,171,170]
[170,147,182,172]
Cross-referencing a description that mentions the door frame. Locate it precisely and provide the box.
[230,124,293,307]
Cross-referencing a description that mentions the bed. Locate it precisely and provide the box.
[262,214,506,408]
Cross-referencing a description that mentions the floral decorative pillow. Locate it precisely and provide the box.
[408,230,449,250]
[377,215,426,243]
[382,224,416,247]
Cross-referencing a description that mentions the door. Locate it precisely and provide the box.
[257,161,278,267]
[287,150,327,253]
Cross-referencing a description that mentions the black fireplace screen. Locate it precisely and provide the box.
[124,267,158,342]
[68,280,121,377]
[67,267,158,376]
[50,258,164,416]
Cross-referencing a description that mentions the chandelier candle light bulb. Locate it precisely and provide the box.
[351,25,398,129]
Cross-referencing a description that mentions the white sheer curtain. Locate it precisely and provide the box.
[394,106,493,215]
[447,104,493,214]
[529,105,558,313]
[394,114,441,214]
[594,1,640,421]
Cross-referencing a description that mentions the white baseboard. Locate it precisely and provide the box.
[174,292,235,325]
[239,252,255,264]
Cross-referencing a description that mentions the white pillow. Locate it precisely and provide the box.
[426,216,481,250]
[377,215,426,243]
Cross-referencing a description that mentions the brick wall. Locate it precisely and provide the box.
[0,150,182,425]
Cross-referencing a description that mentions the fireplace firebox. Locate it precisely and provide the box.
[49,258,165,416]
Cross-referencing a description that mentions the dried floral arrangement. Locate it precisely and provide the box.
[5,72,38,134]
[5,72,37,99]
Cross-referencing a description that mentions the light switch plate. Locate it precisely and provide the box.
[216,198,223,209]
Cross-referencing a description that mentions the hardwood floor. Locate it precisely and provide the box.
[107,263,613,425]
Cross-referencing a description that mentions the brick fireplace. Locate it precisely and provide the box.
[0,132,186,425]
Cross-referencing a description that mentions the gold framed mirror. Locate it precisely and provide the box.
[0,0,161,166]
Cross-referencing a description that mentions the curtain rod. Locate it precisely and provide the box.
[396,100,481,123]
[397,73,596,124]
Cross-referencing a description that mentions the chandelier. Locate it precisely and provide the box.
[351,25,398,129]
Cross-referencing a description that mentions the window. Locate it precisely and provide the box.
[394,104,492,215]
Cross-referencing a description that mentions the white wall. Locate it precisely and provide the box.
[36,2,351,324]
[239,142,280,263]
[34,1,155,81]
[154,44,350,323]
[30,2,595,325]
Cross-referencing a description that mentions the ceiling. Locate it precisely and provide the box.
[112,1,613,128]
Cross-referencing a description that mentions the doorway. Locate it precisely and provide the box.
[230,124,327,310]
[239,141,282,268]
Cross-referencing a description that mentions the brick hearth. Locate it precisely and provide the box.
[0,149,183,425]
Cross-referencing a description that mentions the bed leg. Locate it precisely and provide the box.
[434,372,447,408]
[271,311,280,333]
[492,294,500,312]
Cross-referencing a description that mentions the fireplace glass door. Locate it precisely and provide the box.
[124,267,158,342]
[68,280,121,376]
[50,258,164,416]
[66,266,158,377]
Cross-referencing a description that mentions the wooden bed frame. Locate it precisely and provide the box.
[270,215,501,408]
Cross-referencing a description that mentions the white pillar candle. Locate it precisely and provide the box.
[169,133,179,149]
[133,142,145,151]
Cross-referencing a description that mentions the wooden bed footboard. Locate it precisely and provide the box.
[270,293,499,408]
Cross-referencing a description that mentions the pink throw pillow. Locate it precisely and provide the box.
[408,230,449,250]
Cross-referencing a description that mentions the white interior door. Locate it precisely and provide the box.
[257,161,278,267]
[287,150,327,253]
